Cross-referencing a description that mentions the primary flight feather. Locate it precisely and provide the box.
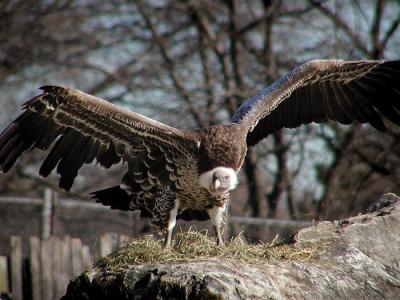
[1,59,400,247]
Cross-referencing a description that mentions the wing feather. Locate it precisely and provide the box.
[335,84,365,123]
[40,128,76,177]
[329,81,353,123]
[1,137,26,172]
[354,78,400,125]
[344,81,386,130]
[319,82,336,121]
[309,85,326,123]
[0,86,198,191]
[232,60,400,146]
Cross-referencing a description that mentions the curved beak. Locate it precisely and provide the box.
[211,176,229,194]
[213,177,221,190]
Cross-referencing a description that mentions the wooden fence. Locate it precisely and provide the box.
[0,191,312,299]
[0,233,133,300]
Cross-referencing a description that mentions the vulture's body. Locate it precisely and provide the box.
[1,59,400,246]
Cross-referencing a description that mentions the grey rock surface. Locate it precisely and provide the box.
[61,193,400,300]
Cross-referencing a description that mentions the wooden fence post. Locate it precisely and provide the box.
[41,189,53,240]
[40,239,54,300]
[118,234,131,248]
[71,238,82,276]
[81,246,92,271]
[10,236,23,300]
[96,233,116,262]
[61,236,72,282]
[29,236,42,300]
[95,235,107,262]
[51,236,63,299]
[0,256,9,295]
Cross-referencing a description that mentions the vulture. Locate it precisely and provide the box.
[1,59,400,247]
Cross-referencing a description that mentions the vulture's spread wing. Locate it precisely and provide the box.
[0,86,198,190]
[232,60,400,146]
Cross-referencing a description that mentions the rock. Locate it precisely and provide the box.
[367,192,400,212]
[61,193,400,300]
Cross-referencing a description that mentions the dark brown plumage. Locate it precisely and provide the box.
[1,59,400,246]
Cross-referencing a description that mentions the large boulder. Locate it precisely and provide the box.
[61,193,400,300]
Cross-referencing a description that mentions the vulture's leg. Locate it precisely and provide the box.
[152,188,179,248]
[208,204,227,246]
[163,199,180,248]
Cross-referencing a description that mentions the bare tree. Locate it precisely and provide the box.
[1,0,399,223]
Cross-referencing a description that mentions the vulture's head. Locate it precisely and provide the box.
[199,167,238,195]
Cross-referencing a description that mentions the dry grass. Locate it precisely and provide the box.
[97,229,325,271]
